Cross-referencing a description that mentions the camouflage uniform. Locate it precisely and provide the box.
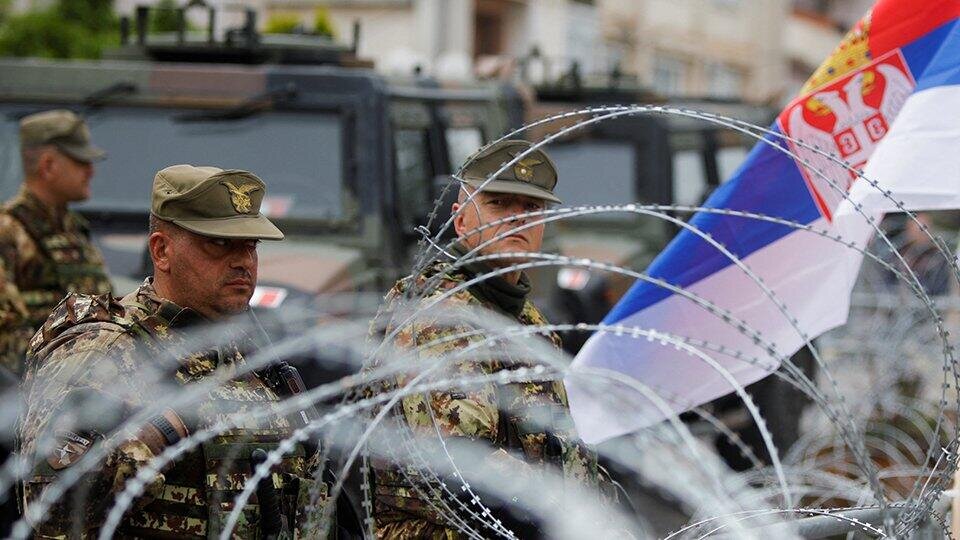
[19,279,328,539]
[0,187,111,377]
[367,255,599,539]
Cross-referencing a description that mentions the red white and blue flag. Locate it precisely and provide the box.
[567,0,960,444]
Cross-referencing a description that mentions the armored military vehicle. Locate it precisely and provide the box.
[0,11,527,535]
[0,5,522,311]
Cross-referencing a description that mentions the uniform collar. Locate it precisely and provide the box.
[130,278,207,328]
[447,242,531,316]
[13,186,69,231]
[128,278,249,371]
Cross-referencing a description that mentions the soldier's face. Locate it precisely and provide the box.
[151,228,259,319]
[49,151,94,203]
[452,191,546,265]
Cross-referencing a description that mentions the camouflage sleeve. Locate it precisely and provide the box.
[18,329,166,535]
[0,230,30,376]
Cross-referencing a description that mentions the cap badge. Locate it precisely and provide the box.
[511,155,543,182]
[221,181,261,214]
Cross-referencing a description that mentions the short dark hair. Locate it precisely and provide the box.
[20,144,52,177]
[148,214,182,236]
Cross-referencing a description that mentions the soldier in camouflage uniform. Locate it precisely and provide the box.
[367,140,601,539]
[0,109,112,378]
[18,165,329,538]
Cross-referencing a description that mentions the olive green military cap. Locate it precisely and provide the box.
[458,139,561,204]
[19,109,106,163]
[151,164,284,240]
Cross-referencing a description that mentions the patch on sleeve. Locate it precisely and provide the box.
[47,430,95,470]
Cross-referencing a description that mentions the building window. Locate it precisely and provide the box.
[708,62,744,99]
[653,54,687,96]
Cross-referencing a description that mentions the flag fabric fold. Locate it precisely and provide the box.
[567,0,960,445]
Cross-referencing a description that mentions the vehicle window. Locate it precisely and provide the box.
[394,128,432,227]
[549,141,636,209]
[673,150,707,206]
[0,106,346,221]
[717,146,749,182]
[446,126,484,170]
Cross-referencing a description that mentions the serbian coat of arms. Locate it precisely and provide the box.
[779,49,916,222]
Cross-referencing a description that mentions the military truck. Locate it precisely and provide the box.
[0,5,522,310]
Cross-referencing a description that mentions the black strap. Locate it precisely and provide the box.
[252,448,284,539]
[148,415,181,446]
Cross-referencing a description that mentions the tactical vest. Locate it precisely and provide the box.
[118,308,324,539]
[6,202,112,328]
[370,272,599,536]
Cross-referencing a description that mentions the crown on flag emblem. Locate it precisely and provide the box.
[779,49,915,221]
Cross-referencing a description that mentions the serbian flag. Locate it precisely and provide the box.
[567,0,960,444]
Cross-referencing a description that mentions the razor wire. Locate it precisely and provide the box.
[9,104,960,539]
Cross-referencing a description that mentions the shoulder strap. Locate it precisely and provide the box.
[6,202,55,254]
[67,211,92,239]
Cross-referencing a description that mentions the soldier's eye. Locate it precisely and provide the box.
[209,238,228,248]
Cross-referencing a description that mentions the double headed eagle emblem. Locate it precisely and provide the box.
[221,181,261,214]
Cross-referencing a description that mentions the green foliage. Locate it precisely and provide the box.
[0,0,119,58]
[264,13,301,35]
[313,6,335,38]
[150,0,181,33]
[0,0,11,24]
[59,0,115,32]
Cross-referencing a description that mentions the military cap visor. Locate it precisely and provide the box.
[20,109,106,163]
[458,139,562,204]
[152,165,284,241]
[459,177,562,204]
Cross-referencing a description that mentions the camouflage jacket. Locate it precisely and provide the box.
[18,279,328,539]
[0,187,111,377]
[366,257,599,539]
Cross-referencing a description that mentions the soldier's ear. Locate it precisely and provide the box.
[452,202,464,237]
[149,232,172,273]
[36,148,58,180]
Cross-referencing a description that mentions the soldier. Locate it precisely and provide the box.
[367,140,601,538]
[18,165,329,538]
[0,109,112,378]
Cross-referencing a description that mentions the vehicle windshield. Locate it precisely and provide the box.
[0,106,345,221]
[549,140,636,209]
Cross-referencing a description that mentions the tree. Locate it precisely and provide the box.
[0,0,11,25]
[265,12,302,35]
[313,6,335,39]
[0,0,118,59]
[150,0,181,34]
[59,0,115,32]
